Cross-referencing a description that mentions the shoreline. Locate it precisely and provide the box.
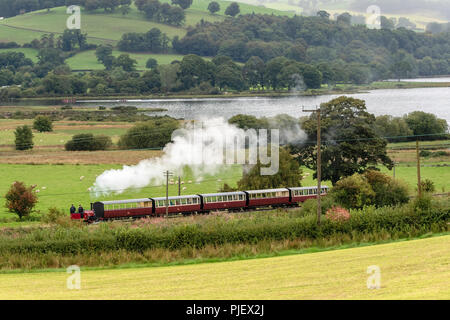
[2,81,449,104]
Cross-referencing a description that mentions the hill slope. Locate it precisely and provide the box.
[0,1,293,45]
[0,235,449,299]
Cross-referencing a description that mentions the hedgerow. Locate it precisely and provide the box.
[0,199,448,256]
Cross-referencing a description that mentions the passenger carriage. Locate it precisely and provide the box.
[289,186,329,204]
[152,195,201,215]
[199,191,247,211]
[245,188,291,208]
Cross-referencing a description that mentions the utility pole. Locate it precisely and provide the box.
[416,140,422,197]
[178,176,181,196]
[163,170,173,217]
[393,162,396,179]
[303,106,322,225]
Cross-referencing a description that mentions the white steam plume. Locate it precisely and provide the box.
[91,117,306,196]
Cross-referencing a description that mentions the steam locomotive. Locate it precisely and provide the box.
[70,186,329,222]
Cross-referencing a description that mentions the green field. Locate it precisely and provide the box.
[0,163,243,219]
[66,50,186,70]
[0,235,448,299]
[0,2,290,45]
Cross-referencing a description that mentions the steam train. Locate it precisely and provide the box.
[70,186,329,222]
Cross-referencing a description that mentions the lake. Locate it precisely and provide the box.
[76,87,450,125]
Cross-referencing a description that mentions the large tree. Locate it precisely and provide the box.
[294,96,393,185]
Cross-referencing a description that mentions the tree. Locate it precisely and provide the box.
[5,181,38,220]
[404,111,448,140]
[207,1,220,14]
[295,96,394,185]
[14,125,34,150]
[316,10,330,19]
[171,0,192,9]
[146,58,158,69]
[114,54,137,72]
[243,56,265,89]
[237,147,302,190]
[178,54,209,89]
[390,60,412,81]
[330,173,375,209]
[33,115,53,132]
[224,2,239,17]
[95,45,113,64]
[118,117,179,149]
[65,134,112,151]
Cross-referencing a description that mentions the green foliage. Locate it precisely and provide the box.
[146,58,158,69]
[14,125,34,150]
[225,2,240,17]
[237,147,302,190]
[420,179,436,193]
[404,111,448,140]
[4,181,38,220]
[0,199,447,256]
[41,207,67,224]
[330,174,375,209]
[207,1,220,14]
[65,133,112,151]
[118,116,179,149]
[295,96,393,185]
[33,115,53,132]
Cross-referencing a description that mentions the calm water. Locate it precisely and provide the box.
[76,87,450,125]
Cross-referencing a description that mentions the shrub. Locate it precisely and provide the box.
[118,116,179,149]
[363,170,410,208]
[41,207,67,223]
[14,125,34,150]
[419,150,432,157]
[61,105,72,110]
[146,58,158,69]
[65,134,112,151]
[33,115,53,132]
[420,179,435,193]
[325,206,350,222]
[4,181,38,220]
[330,174,375,209]
[207,1,220,14]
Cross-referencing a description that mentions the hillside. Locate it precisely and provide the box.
[0,235,448,299]
[0,1,293,69]
[0,1,292,45]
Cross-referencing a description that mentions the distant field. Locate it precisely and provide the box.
[0,2,290,45]
[66,50,186,70]
[0,235,448,299]
[0,163,242,219]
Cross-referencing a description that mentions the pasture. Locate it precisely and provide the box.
[0,235,448,299]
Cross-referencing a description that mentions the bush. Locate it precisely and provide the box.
[118,116,179,149]
[146,58,158,69]
[330,174,375,209]
[14,125,34,150]
[4,181,38,220]
[363,170,410,208]
[41,207,66,223]
[420,179,435,193]
[33,115,53,132]
[419,150,432,157]
[325,206,350,222]
[65,134,112,151]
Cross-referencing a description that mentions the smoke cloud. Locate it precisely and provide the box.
[91,117,306,196]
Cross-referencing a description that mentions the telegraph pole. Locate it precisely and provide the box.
[178,176,181,196]
[416,140,422,197]
[303,106,322,225]
[164,170,173,217]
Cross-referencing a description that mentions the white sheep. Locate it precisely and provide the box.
[80,176,85,180]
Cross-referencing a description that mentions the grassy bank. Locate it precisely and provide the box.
[0,234,448,299]
[0,199,448,270]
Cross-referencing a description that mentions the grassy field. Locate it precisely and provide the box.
[0,163,243,219]
[0,234,448,299]
[0,2,290,45]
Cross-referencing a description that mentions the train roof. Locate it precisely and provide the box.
[200,191,246,197]
[98,198,151,205]
[245,188,290,194]
[289,186,329,190]
[152,195,201,201]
